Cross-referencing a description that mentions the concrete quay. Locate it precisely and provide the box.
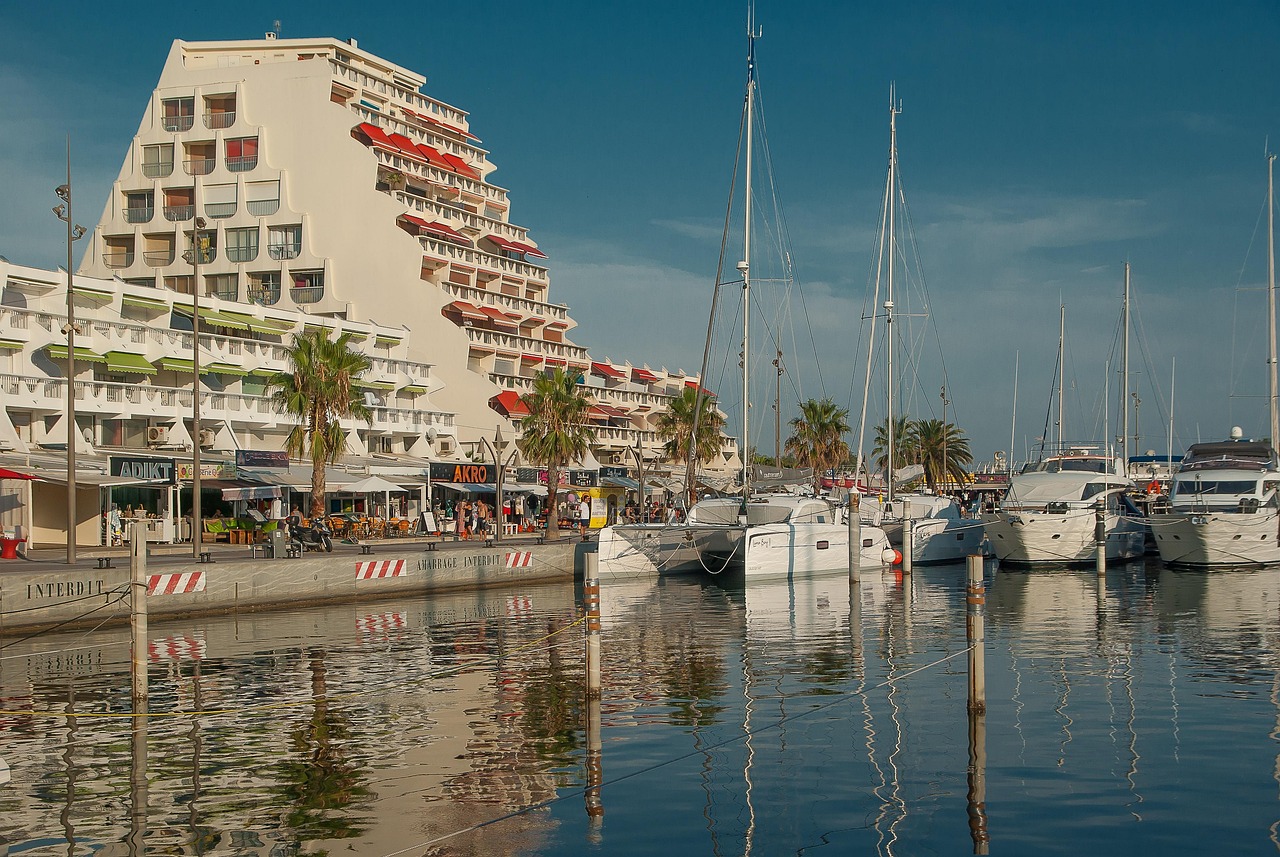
[0,533,590,635]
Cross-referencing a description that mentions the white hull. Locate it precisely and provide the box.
[597,520,893,580]
[982,508,1146,565]
[1150,510,1280,568]
[891,516,987,564]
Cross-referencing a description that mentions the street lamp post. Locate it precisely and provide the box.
[52,140,86,565]
[480,425,519,544]
[628,439,646,521]
[185,217,209,559]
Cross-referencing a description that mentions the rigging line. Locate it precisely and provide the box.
[854,144,896,479]
[376,644,976,857]
[0,590,130,651]
[895,165,953,416]
[1230,189,1272,418]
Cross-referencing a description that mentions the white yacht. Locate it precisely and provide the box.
[596,494,894,580]
[981,450,1146,565]
[1149,436,1280,568]
[868,493,987,565]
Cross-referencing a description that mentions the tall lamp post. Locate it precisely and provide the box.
[628,438,646,521]
[480,425,519,544]
[52,141,86,565]
[184,217,210,559]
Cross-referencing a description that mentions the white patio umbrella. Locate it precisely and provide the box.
[342,475,406,520]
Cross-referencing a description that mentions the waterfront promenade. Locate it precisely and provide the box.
[0,531,587,634]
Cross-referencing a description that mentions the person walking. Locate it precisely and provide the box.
[579,497,592,540]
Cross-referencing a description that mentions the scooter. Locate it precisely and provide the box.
[289,518,333,552]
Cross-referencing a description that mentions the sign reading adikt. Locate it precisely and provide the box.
[110,456,176,485]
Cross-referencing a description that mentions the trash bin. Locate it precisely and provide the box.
[269,527,287,558]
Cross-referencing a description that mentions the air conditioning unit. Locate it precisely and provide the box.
[611,454,623,464]
[198,429,216,447]
[147,426,169,444]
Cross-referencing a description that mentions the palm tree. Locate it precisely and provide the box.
[268,330,373,518]
[517,369,596,541]
[784,398,851,494]
[871,415,916,479]
[913,419,973,492]
[655,386,726,501]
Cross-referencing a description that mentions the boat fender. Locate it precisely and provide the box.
[882,548,902,565]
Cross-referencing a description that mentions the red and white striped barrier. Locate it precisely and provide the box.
[357,612,406,637]
[505,551,533,568]
[506,595,533,616]
[147,571,206,596]
[356,559,406,580]
[149,633,206,662]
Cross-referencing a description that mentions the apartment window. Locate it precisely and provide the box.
[142,234,175,266]
[226,227,259,262]
[204,183,237,219]
[124,192,154,224]
[162,97,194,131]
[142,144,174,178]
[247,271,281,306]
[165,275,194,295]
[207,274,237,301]
[289,269,324,304]
[164,188,195,222]
[226,137,259,172]
[184,142,215,176]
[185,228,217,264]
[103,236,135,269]
[246,181,280,216]
[268,225,302,259]
[203,94,236,129]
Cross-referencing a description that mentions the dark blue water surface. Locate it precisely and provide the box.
[1,558,1278,855]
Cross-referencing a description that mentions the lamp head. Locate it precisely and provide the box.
[71,225,86,241]
[55,185,70,201]
[52,204,66,219]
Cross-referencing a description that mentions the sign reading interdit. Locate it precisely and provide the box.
[429,462,493,483]
[110,456,176,484]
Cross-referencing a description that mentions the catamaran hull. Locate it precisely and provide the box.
[887,517,987,565]
[982,509,1145,566]
[1149,511,1280,568]
[595,523,741,577]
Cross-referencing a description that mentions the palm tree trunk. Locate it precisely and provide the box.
[546,466,560,542]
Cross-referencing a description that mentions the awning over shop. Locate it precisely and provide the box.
[221,485,282,501]
[602,476,641,490]
[432,482,488,494]
[104,351,157,375]
[507,483,548,496]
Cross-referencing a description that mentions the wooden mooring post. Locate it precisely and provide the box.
[965,552,989,852]
[847,491,861,584]
[130,522,148,706]
[583,552,604,827]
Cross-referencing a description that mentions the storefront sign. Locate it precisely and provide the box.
[177,463,237,480]
[429,461,493,483]
[600,466,629,479]
[235,450,289,468]
[534,469,567,486]
[110,456,176,485]
[569,469,598,487]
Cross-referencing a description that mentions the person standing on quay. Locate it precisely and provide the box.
[579,497,592,540]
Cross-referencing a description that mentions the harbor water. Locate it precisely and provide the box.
[1,555,1278,855]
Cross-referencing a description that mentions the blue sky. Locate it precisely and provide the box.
[3,1,1280,464]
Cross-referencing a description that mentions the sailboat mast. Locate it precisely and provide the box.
[1057,304,1065,455]
[1121,262,1130,465]
[738,22,758,496]
[885,90,900,502]
[1269,153,1278,448]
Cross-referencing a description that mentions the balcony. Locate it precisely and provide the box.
[102,251,135,269]
[185,158,214,176]
[247,284,281,306]
[124,207,154,224]
[209,282,238,301]
[289,285,324,304]
[226,245,258,263]
[142,161,174,179]
[143,250,174,266]
[205,202,237,219]
[164,206,194,222]
[163,115,194,132]
[268,244,300,260]
[204,111,236,129]
[246,199,279,217]
[227,156,258,173]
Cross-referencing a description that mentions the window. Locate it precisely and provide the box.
[163,188,195,222]
[226,227,259,262]
[226,137,259,172]
[289,269,324,304]
[247,271,281,306]
[207,274,237,301]
[203,94,236,129]
[142,144,174,178]
[103,236,134,269]
[246,181,280,216]
[204,183,237,219]
[268,225,302,259]
[162,97,194,131]
[142,234,174,266]
[184,142,215,176]
[124,192,154,224]
[185,229,217,264]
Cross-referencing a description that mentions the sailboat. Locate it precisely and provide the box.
[853,94,986,565]
[596,15,892,580]
[1149,154,1280,568]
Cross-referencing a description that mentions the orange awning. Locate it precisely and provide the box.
[355,122,399,153]
[445,300,486,320]
[592,361,626,380]
[441,153,480,179]
[386,132,429,163]
[491,390,530,418]
[479,305,519,327]
[632,368,659,383]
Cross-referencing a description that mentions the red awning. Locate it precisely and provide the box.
[686,380,715,396]
[416,143,453,170]
[491,390,530,417]
[479,305,519,326]
[521,354,544,363]
[445,300,486,320]
[509,241,548,260]
[0,467,35,480]
[587,406,612,420]
[385,132,429,163]
[355,122,399,153]
[545,319,568,329]
[422,221,469,244]
[544,357,566,366]
[400,213,430,232]
[592,362,626,380]
[441,153,480,179]
[486,234,522,253]
[632,368,659,383]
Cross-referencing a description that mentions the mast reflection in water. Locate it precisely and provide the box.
[2,559,1280,854]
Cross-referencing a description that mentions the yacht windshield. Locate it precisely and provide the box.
[1173,479,1258,497]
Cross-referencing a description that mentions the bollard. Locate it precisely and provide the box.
[1094,501,1106,577]
[966,554,986,715]
[583,551,604,827]
[130,522,148,705]
[847,491,861,583]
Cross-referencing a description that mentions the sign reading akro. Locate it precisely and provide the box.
[429,461,493,483]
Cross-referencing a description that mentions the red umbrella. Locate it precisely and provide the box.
[0,468,35,480]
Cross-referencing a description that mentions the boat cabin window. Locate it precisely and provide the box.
[1265,480,1280,495]
[1051,459,1108,474]
[1081,482,1126,501]
[1173,479,1258,497]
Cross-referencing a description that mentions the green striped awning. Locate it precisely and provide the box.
[251,367,283,378]
[72,285,114,302]
[358,379,395,391]
[0,339,24,351]
[122,294,169,311]
[399,384,427,395]
[45,344,106,364]
[200,310,253,331]
[205,362,248,377]
[158,357,194,373]
[374,333,403,346]
[104,351,157,374]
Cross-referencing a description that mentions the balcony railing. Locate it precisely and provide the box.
[102,251,134,269]
[246,199,279,216]
[142,161,173,179]
[164,205,194,222]
[124,207,154,224]
[185,158,214,176]
[209,283,238,301]
[142,250,174,266]
[247,284,281,306]
[203,111,236,129]
[226,156,258,173]
[268,243,300,260]
[162,115,194,132]
[205,202,237,219]
[226,245,258,263]
[289,285,324,304]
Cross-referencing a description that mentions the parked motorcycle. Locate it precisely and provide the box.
[289,518,333,552]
